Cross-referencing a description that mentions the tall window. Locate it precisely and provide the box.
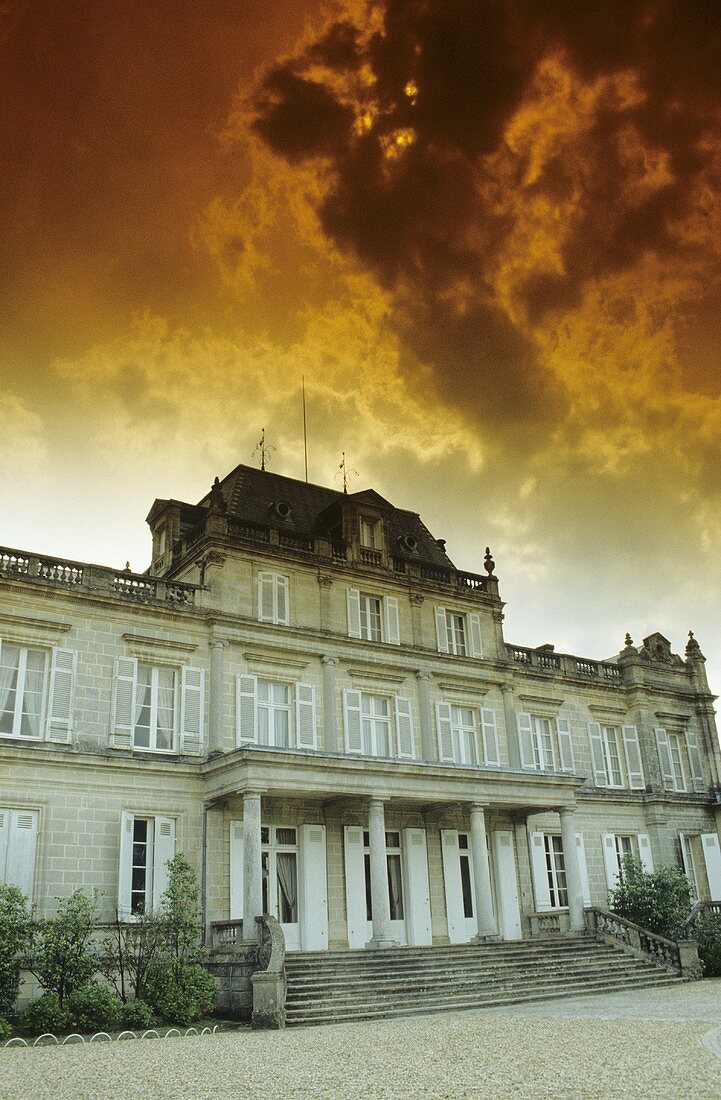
[532,717,556,770]
[359,594,383,642]
[363,830,404,921]
[257,681,291,748]
[600,726,624,787]
[668,733,687,792]
[614,835,634,878]
[435,608,483,658]
[261,826,298,925]
[0,645,47,740]
[119,813,175,918]
[458,834,474,918]
[258,572,289,625]
[134,664,176,752]
[543,834,568,908]
[361,694,392,757]
[446,613,467,656]
[450,706,478,766]
[130,817,154,915]
[359,517,381,549]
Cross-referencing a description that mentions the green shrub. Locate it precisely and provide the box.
[65,985,123,1032]
[0,1018,13,1042]
[0,884,32,1017]
[20,992,69,1035]
[146,963,216,1025]
[102,910,164,1004]
[694,912,721,977]
[609,858,693,937]
[120,999,156,1029]
[29,892,98,1005]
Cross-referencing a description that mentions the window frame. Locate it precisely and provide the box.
[360,692,393,758]
[257,571,290,626]
[667,732,687,792]
[543,834,568,909]
[256,679,293,749]
[359,516,382,550]
[600,725,625,789]
[450,705,478,766]
[532,716,556,771]
[446,612,467,657]
[0,643,49,742]
[133,663,178,753]
[359,593,384,643]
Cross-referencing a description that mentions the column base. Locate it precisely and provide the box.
[365,937,400,950]
[473,932,500,944]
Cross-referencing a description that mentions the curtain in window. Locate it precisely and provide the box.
[276,852,298,923]
[156,674,174,750]
[22,650,45,737]
[0,646,18,720]
[387,854,404,920]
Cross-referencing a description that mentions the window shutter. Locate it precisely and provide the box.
[575,834,591,905]
[435,701,454,762]
[258,572,275,622]
[236,675,257,745]
[517,712,535,769]
[402,828,432,945]
[118,811,134,919]
[587,722,608,787]
[701,834,721,901]
[602,833,619,892]
[637,834,654,874]
[0,810,7,883]
[441,830,467,943]
[295,682,317,749]
[229,820,244,920]
[685,728,705,793]
[152,817,176,909]
[493,830,522,940]
[276,575,289,625]
[556,717,575,772]
[654,727,675,789]
[529,832,551,911]
[112,657,138,749]
[384,596,400,645]
[621,725,645,789]
[480,708,500,767]
[343,689,363,753]
[180,666,204,755]
[299,825,328,949]
[46,647,77,743]
[347,589,362,639]
[343,826,369,948]
[435,607,449,653]
[468,613,483,658]
[5,810,38,900]
[395,696,415,759]
[678,832,691,877]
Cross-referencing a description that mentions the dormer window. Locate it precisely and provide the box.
[359,516,381,550]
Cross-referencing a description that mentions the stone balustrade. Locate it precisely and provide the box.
[507,645,623,682]
[586,906,702,978]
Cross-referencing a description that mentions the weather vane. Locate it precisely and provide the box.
[338,451,359,494]
[253,427,276,472]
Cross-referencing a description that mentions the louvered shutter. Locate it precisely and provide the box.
[384,596,400,645]
[435,607,449,653]
[621,725,644,789]
[435,701,454,762]
[517,712,535,769]
[46,647,77,743]
[588,723,608,786]
[468,613,483,658]
[258,572,276,622]
[236,675,257,745]
[441,830,466,943]
[493,831,522,940]
[295,682,317,749]
[5,811,38,900]
[112,657,138,748]
[343,826,368,948]
[402,828,432,945]
[575,834,591,905]
[276,575,289,625]
[343,689,363,753]
[299,825,328,949]
[118,811,134,918]
[152,817,176,909]
[229,820,244,919]
[529,832,551,911]
[180,666,204,755]
[395,696,415,759]
[637,834,654,873]
[347,589,361,638]
[556,717,575,772]
[602,833,619,891]
[685,728,705,792]
[481,708,500,767]
[701,834,721,900]
[0,810,7,883]
[654,727,675,789]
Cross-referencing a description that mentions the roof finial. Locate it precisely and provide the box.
[253,427,275,472]
[624,632,634,648]
[338,451,358,494]
[484,547,495,575]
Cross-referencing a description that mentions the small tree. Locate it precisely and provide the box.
[0,884,32,1017]
[102,909,165,1004]
[29,892,99,1006]
[610,857,693,937]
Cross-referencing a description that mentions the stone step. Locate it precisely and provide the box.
[286,938,597,966]
[285,944,615,974]
[285,949,625,981]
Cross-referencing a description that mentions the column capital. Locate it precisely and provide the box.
[241,787,264,800]
[209,638,229,650]
[317,572,334,588]
[322,654,339,666]
[368,795,389,808]
[415,670,432,682]
[409,592,424,606]
[500,682,514,696]
[557,804,577,818]
[469,802,489,815]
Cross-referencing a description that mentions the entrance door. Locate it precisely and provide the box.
[261,825,301,951]
[441,830,478,943]
[345,825,428,947]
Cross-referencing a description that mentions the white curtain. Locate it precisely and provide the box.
[276,853,297,923]
[387,855,404,920]
[156,674,174,750]
[22,651,45,737]
[0,646,18,724]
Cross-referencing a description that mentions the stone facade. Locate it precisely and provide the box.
[1,463,721,961]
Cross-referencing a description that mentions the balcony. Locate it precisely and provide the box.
[507,644,622,682]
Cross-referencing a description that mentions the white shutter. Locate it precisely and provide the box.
[529,832,551,911]
[299,825,328,950]
[46,647,77,743]
[637,834,654,874]
[622,725,645,789]
[481,708,500,767]
[469,613,483,658]
[435,607,449,653]
[517,712,535,769]
[112,657,138,749]
[229,820,244,919]
[343,826,368,948]
[575,834,591,905]
[347,589,362,638]
[402,828,432,946]
[343,689,363,753]
[0,810,7,883]
[701,834,721,901]
[152,817,176,909]
[258,572,276,622]
[493,830,522,940]
[685,728,706,793]
[5,811,38,900]
[556,717,575,772]
[435,701,454,762]
[395,696,415,759]
[118,811,134,918]
[588,722,608,787]
[441,830,467,943]
[276,575,289,625]
[180,666,204,755]
[602,833,619,891]
[384,596,400,645]
[655,727,675,789]
[236,675,257,745]
[295,683,317,749]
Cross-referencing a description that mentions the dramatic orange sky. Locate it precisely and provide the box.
[3,0,721,679]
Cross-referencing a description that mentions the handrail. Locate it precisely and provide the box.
[587,906,701,977]
[673,900,721,940]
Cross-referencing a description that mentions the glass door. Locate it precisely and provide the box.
[362,829,408,945]
[261,825,301,951]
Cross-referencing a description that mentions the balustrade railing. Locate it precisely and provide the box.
[673,900,721,940]
[586,907,701,975]
[507,645,623,681]
[210,919,244,950]
[358,547,383,566]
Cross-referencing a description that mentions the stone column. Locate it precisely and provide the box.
[243,791,263,943]
[416,671,435,761]
[469,804,497,939]
[317,573,334,632]
[208,639,227,756]
[366,798,397,949]
[321,656,339,752]
[500,683,520,769]
[559,807,585,933]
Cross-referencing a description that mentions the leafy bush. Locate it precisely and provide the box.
[102,910,164,1004]
[609,858,693,937]
[145,963,216,1025]
[694,912,721,977]
[0,1018,13,1042]
[20,992,69,1034]
[29,892,98,1005]
[65,984,123,1032]
[0,884,32,1017]
[120,999,155,1029]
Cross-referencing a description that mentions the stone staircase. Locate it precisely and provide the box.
[284,937,685,1027]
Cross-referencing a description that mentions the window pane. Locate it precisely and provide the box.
[276,827,296,845]
[274,710,289,748]
[385,832,400,848]
[364,852,372,920]
[257,708,270,745]
[460,855,474,918]
[276,852,298,923]
[387,854,404,919]
[0,644,20,734]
